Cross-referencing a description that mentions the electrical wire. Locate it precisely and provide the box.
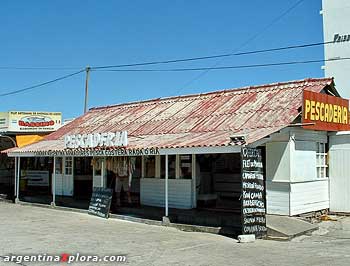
[92,57,350,72]
[174,0,307,94]
[90,41,332,70]
[0,67,83,70]
[0,69,85,97]
[0,40,334,72]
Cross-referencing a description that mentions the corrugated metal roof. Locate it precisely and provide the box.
[7,77,334,153]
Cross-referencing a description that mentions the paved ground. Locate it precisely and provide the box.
[0,202,350,266]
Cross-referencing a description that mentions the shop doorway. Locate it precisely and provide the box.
[74,157,93,200]
[196,153,241,212]
[19,157,52,204]
[0,137,16,200]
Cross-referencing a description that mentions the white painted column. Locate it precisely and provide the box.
[14,157,17,198]
[165,154,169,217]
[51,157,56,207]
[15,157,20,203]
[192,154,197,208]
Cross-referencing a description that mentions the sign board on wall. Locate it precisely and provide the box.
[0,111,62,132]
[302,90,350,131]
[22,170,50,186]
[64,131,128,149]
[241,147,267,238]
[88,187,113,219]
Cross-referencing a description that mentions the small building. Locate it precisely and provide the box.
[4,78,349,232]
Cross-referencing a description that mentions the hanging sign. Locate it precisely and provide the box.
[64,131,128,149]
[0,111,62,132]
[302,90,350,131]
[88,187,113,219]
[241,147,267,238]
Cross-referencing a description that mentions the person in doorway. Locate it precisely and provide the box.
[115,175,132,206]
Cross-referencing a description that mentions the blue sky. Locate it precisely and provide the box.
[0,0,324,119]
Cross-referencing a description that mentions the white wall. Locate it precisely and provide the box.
[266,141,291,182]
[322,0,350,98]
[290,141,317,182]
[266,129,329,215]
[329,133,350,212]
[266,181,290,215]
[290,180,330,215]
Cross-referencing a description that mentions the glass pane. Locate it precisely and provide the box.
[145,156,155,178]
[180,155,192,179]
[55,158,63,174]
[320,168,325,178]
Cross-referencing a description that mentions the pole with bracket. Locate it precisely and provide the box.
[15,157,20,203]
[84,66,91,114]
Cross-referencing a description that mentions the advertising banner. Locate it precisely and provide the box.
[6,111,62,132]
[302,90,350,131]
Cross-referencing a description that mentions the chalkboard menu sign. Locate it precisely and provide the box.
[241,147,267,238]
[88,187,113,219]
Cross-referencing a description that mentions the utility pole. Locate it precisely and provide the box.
[84,66,91,114]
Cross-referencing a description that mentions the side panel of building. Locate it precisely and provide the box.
[329,133,350,212]
[140,178,193,209]
[266,129,329,216]
[290,180,329,215]
[322,0,350,99]
[290,130,329,215]
[266,141,291,182]
[266,181,290,215]
[266,140,291,215]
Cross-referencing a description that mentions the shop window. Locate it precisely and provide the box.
[74,157,92,175]
[65,157,73,175]
[55,158,63,174]
[316,143,328,178]
[92,158,102,176]
[180,155,192,179]
[160,155,176,179]
[144,156,156,178]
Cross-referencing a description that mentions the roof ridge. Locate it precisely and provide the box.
[90,77,333,111]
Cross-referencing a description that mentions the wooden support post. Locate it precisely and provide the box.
[51,157,56,207]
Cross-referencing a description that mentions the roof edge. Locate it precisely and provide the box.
[89,77,334,111]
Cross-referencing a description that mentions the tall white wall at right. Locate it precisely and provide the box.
[322,0,350,99]
[329,133,350,212]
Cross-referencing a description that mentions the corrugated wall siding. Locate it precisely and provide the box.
[290,180,329,215]
[140,178,193,209]
[266,181,290,215]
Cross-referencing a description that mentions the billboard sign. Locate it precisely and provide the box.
[302,90,350,131]
[5,111,62,132]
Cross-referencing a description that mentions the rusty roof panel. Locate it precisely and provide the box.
[7,78,335,153]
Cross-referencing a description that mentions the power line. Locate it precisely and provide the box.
[0,66,82,70]
[90,41,332,70]
[0,69,85,97]
[92,57,350,72]
[174,0,307,94]
[0,40,334,72]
